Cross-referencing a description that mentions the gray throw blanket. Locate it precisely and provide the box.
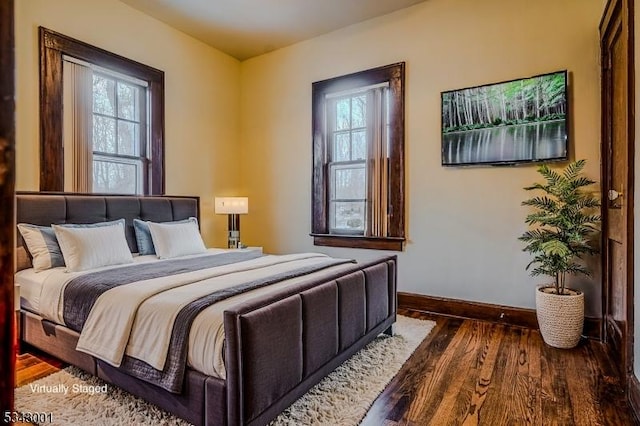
[63,252,354,393]
[63,251,263,331]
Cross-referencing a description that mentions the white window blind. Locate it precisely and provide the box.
[63,59,93,193]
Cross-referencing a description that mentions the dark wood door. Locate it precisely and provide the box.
[600,0,634,386]
[0,0,15,413]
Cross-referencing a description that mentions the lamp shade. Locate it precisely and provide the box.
[215,197,248,214]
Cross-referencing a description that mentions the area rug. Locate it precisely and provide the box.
[16,315,435,425]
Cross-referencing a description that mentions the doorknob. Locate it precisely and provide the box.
[608,189,623,201]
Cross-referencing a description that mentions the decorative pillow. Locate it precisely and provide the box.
[133,217,198,255]
[17,224,65,271]
[17,219,129,271]
[146,220,207,259]
[52,221,134,272]
[63,219,125,229]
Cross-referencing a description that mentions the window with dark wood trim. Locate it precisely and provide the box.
[311,63,405,251]
[39,27,165,195]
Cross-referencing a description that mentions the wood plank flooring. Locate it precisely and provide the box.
[15,351,63,388]
[15,309,636,425]
[363,309,635,425]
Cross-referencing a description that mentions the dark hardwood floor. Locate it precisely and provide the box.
[362,309,635,425]
[16,309,636,425]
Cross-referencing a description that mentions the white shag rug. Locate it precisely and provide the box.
[16,316,435,426]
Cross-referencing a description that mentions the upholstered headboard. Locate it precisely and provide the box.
[16,192,200,271]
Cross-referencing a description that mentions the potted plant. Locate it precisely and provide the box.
[519,159,600,348]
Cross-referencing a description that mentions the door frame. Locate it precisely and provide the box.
[600,0,635,389]
[0,0,15,413]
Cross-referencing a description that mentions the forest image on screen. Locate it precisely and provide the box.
[441,71,567,166]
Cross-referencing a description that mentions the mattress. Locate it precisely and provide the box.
[16,249,355,380]
[15,267,51,313]
[15,252,162,313]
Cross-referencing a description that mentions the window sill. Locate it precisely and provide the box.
[310,234,404,251]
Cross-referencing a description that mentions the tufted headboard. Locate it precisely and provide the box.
[15,192,200,271]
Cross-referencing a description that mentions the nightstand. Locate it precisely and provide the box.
[233,246,263,254]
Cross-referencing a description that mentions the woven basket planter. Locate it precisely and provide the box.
[535,286,584,349]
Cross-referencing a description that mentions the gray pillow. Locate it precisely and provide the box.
[62,218,125,229]
[17,224,65,271]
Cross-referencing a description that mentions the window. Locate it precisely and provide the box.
[311,63,405,250]
[91,72,147,194]
[40,27,164,195]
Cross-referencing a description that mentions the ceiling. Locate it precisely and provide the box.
[119,0,428,60]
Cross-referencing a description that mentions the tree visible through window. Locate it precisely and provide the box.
[312,63,405,251]
[92,73,147,194]
[329,93,367,233]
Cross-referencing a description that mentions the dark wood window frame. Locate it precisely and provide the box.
[0,0,15,411]
[311,63,405,251]
[39,27,165,195]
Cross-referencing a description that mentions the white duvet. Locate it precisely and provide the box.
[22,250,354,379]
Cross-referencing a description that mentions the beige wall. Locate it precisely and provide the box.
[14,0,605,313]
[240,0,603,313]
[15,0,241,247]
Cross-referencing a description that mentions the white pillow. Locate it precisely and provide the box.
[146,220,207,259]
[52,222,134,272]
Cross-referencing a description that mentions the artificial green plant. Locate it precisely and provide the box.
[519,159,601,295]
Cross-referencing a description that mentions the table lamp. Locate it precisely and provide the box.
[215,197,248,249]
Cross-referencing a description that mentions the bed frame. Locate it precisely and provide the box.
[16,192,397,426]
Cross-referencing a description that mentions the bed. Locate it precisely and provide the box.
[15,192,397,426]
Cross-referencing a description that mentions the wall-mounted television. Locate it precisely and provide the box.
[441,70,568,167]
